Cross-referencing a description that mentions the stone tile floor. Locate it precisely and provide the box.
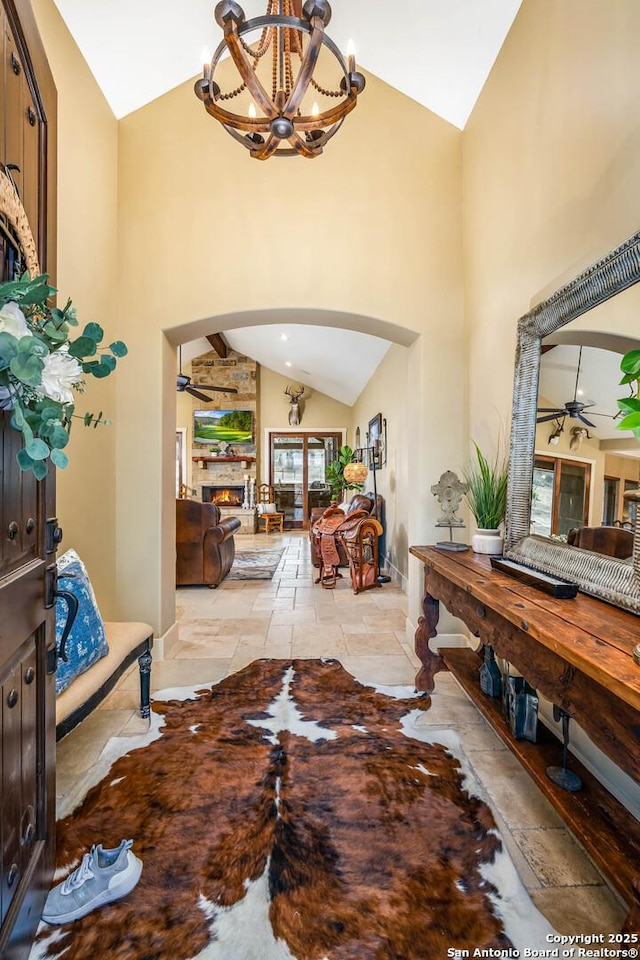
[56,532,627,937]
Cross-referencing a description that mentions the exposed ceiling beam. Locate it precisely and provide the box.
[207,334,228,358]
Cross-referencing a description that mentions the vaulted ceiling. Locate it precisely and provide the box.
[52,0,524,405]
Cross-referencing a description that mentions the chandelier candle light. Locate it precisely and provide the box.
[195,0,365,159]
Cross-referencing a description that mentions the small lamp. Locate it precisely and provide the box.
[343,461,368,486]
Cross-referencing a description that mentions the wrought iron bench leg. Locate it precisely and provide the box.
[138,639,153,720]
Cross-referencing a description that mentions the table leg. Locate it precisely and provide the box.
[414,587,445,692]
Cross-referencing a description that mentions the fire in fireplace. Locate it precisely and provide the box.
[203,485,244,507]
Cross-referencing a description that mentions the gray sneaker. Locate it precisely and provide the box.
[42,839,142,925]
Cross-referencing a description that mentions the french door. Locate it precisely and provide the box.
[269,433,342,529]
[532,455,591,538]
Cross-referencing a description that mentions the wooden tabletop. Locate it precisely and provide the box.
[410,545,640,714]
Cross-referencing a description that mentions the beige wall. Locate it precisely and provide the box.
[31,0,120,617]
[259,367,353,441]
[463,0,640,813]
[351,344,411,582]
[463,0,640,453]
[115,70,463,637]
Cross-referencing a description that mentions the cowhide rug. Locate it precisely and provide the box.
[35,659,554,959]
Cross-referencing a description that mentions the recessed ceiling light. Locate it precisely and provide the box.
[280,334,289,341]
[285,361,292,368]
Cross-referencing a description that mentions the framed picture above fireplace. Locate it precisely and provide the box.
[194,409,254,445]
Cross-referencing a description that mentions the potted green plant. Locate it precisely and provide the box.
[617,349,640,438]
[463,442,508,554]
[325,445,363,504]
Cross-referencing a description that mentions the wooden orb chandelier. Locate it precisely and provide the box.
[194,0,365,160]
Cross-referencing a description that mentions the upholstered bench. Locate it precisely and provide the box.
[54,548,153,741]
[55,621,153,741]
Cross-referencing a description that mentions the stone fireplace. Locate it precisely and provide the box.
[203,485,245,507]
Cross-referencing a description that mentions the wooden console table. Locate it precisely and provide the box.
[410,545,640,932]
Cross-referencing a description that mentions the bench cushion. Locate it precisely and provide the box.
[55,549,109,695]
[56,621,153,729]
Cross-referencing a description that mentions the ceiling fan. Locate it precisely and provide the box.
[177,346,238,403]
[536,345,611,428]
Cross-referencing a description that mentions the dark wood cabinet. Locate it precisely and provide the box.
[0,2,57,957]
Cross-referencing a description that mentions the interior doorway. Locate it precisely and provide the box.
[532,455,591,537]
[269,432,342,528]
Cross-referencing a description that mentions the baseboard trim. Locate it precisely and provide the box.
[154,620,180,660]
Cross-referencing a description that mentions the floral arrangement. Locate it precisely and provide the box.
[617,349,640,440]
[0,272,127,478]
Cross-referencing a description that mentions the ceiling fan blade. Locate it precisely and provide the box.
[577,413,596,428]
[186,386,216,403]
[191,383,239,394]
[537,413,563,424]
[537,407,565,413]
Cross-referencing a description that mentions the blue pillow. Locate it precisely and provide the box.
[55,549,109,696]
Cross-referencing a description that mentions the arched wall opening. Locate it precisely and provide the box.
[119,307,436,655]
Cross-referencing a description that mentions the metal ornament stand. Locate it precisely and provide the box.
[431,470,469,552]
[546,706,583,792]
[365,441,391,584]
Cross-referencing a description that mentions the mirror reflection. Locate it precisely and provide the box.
[533,340,640,554]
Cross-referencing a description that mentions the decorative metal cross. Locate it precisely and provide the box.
[431,470,467,528]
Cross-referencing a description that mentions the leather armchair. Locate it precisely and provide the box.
[567,525,633,559]
[176,500,241,588]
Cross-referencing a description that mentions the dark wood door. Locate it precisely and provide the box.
[0,442,56,960]
[0,2,57,957]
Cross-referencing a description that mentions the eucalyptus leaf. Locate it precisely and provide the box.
[40,403,64,422]
[109,341,128,357]
[18,282,53,305]
[11,404,25,428]
[68,336,97,359]
[100,355,116,372]
[25,437,50,460]
[49,423,69,448]
[50,448,69,469]
[22,337,50,357]
[83,322,104,342]
[0,332,19,362]
[90,361,113,379]
[32,459,48,480]
[10,353,44,387]
[17,448,36,471]
[84,413,93,426]
[43,321,68,342]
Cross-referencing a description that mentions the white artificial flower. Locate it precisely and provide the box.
[38,346,83,404]
[0,301,30,339]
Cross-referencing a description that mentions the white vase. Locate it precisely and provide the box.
[471,528,503,555]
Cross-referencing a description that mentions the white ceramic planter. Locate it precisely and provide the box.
[471,529,503,555]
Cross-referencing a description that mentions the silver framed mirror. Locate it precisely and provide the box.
[504,230,640,615]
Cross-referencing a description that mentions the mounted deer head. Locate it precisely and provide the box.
[285,384,306,426]
[570,425,591,452]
